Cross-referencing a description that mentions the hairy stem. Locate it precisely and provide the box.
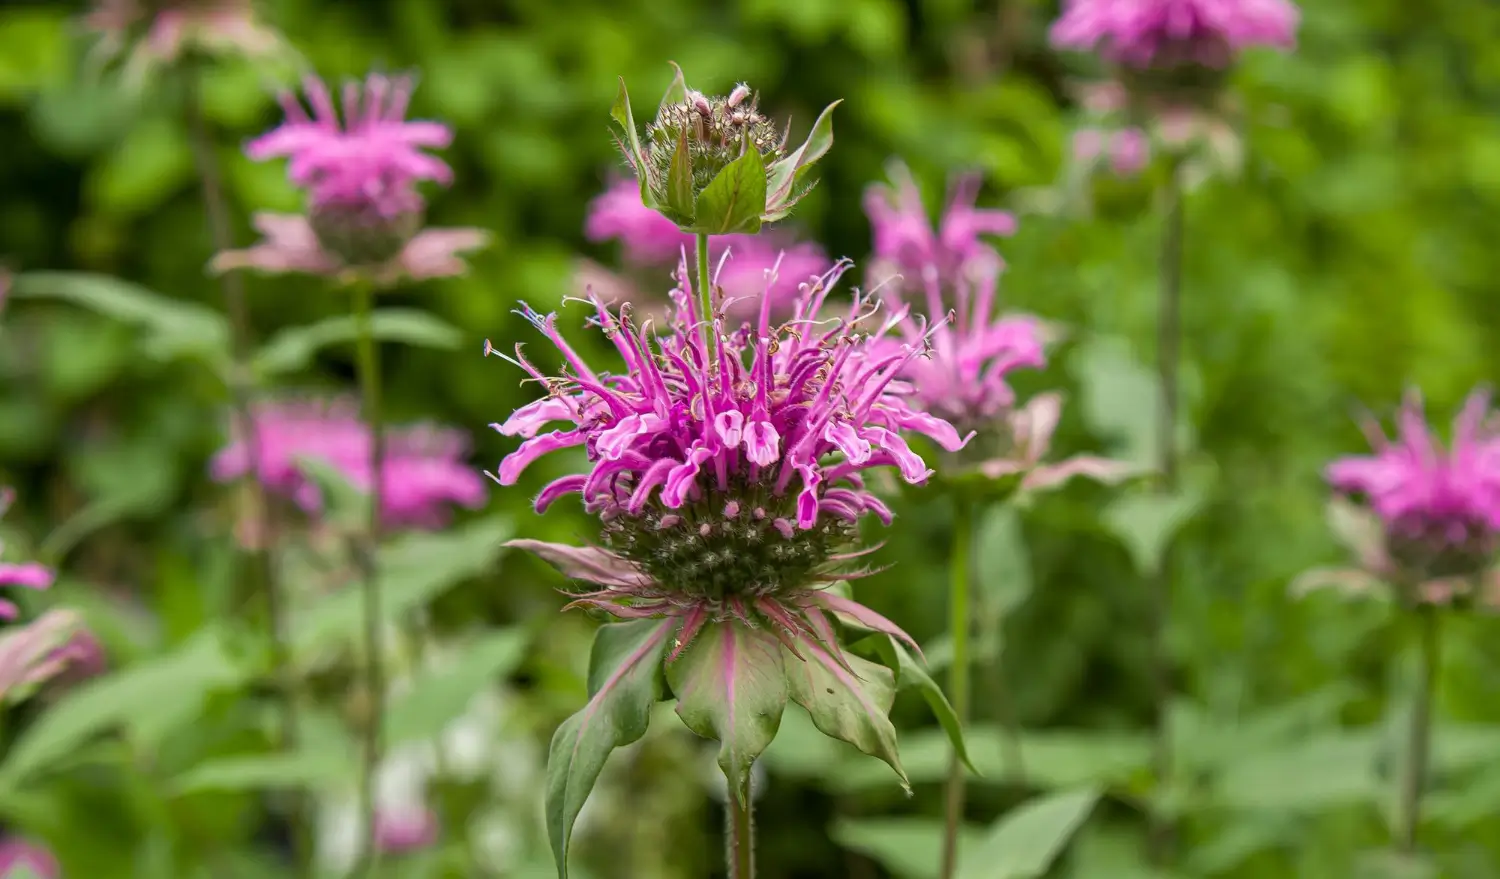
[727,770,756,879]
[940,500,974,879]
[351,281,387,877]
[184,62,307,875]
[696,232,716,366]
[1146,158,1185,867]
[1398,606,1441,853]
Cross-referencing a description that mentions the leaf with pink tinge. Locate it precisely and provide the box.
[546,618,673,878]
[806,592,925,664]
[870,635,977,775]
[667,620,786,806]
[1021,456,1142,493]
[507,539,651,588]
[784,636,908,793]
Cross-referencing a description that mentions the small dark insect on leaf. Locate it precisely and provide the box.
[825,688,834,695]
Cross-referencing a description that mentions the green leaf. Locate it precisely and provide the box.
[1102,488,1205,578]
[290,517,511,655]
[784,638,907,792]
[768,98,841,204]
[39,485,158,562]
[1211,729,1380,811]
[253,309,462,378]
[667,619,787,805]
[385,628,529,746]
[609,77,647,183]
[292,455,371,531]
[832,818,985,879]
[694,145,767,235]
[955,787,1101,879]
[170,748,357,794]
[974,503,1032,618]
[875,637,976,775]
[0,629,252,785]
[665,127,696,221]
[547,618,675,878]
[9,272,230,367]
[658,61,688,111]
[834,726,1149,791]
[90,115,194,216]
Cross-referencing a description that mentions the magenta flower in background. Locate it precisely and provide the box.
[220,73,487,283]
[0,610,86,705]
[1050,0,1299,69]
[585,178,695,264]
[864,164,1017,285]
[0,837,58,879]
[0,489,53,620]
[211,397,486,530]
[84,0,281,82]
[1074,127,1151,176]
[1323,389,1500,591]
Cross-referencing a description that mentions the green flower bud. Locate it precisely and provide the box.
[610,62,840,236]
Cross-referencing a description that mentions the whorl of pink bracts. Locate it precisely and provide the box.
[864,166,1016,285]
[1050,0,1299,69]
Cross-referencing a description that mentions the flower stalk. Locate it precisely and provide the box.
[696,232,716,364]
[1147,155,1185,866]
[1398,605,1440,853]
[183,58,307,875]
[350,279,387,877]
[939,500,974,879]
[727,770,756,879]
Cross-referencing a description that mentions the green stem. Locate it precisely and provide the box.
[939,500,974,879]
[351,281,387,877]
[1146,157,1184,867]
[726,771,756,879]
[696,232,716,365]
[1398,607,1440,853]
[184,60,307,876]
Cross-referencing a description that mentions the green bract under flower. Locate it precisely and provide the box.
[610,62,839,235]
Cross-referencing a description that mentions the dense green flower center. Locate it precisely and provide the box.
[646,90,784,191]
[309,201,422,267]
[602,487,854,602]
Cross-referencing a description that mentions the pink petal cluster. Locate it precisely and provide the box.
[864,167,1017,284]
[0,837,58,879]
[0,610,88,705]
[228,73,487,280]
[211,398,487,530]
[374,806,440,854]
[492,258,965,528]
[1050,0,1299,69]
[1325,390,1500,580]
[584,178,831,320]
[0,489,53,620]
[1074,127,1150,176]
[84,0,280,79]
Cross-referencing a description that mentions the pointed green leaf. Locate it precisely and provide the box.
[955,787,1101,879]
[665,127,696,221]
[667,620,786,805]
[784,639,908,792]
[768,99,840,205]
[658,61,688,111]
[609,77,647,179]
[253,309,461,378]
[694,144,766,235]
[385,628,529,746]
[547,618,675,878]
[832,817,985,879]
[171,747,357,794]
[871,637,976,775]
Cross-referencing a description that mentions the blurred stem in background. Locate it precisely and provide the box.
[1398,605,1441,853]
[696,233,715,362]
[183,57,308,876]
[727,771,755,878]
[939,500,974,879]
[1147,155,1186,866]
[350,279,387,877]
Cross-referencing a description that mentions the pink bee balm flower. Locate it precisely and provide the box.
[211,397,486,531]
[230,73,488,279]
[864,164,1017,285]
[1325,389,1500,587]
[1050,0,1299,70]
[0,610,86,705]
[585,178,695,264]
[84,0,281,83]
[711,238,829,323]
[1074,127,1151,176]
[0,489,54,620]
[0,837,58,879]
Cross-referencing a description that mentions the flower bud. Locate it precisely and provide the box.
[610,62,841,235]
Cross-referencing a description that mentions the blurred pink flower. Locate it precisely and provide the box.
[211,397,487,530]
[0,610,85,705]
[712,238,829,323]
[0,489,53,620]
[211,213,487,286]
[84,0,281,81]
[0,837,59,878]
[1324,389,1500,584]
[235,73,487,277]
[864,163,1016,284]
[585,178,695,264]
[1073,127,1151,176]
[1050,0,1299,69]
[374,806,440,854]
[977,393,1141,492]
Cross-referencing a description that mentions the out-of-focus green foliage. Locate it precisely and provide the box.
[4,0,1500,877]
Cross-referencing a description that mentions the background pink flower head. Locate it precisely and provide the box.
[84,0,281,83]
[1050,0,1300,70]
[0,837,59,879]
[0,489,54,620]
[211,397,486,530]
[1326,389,1500,582]
[864,163,1016,284]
